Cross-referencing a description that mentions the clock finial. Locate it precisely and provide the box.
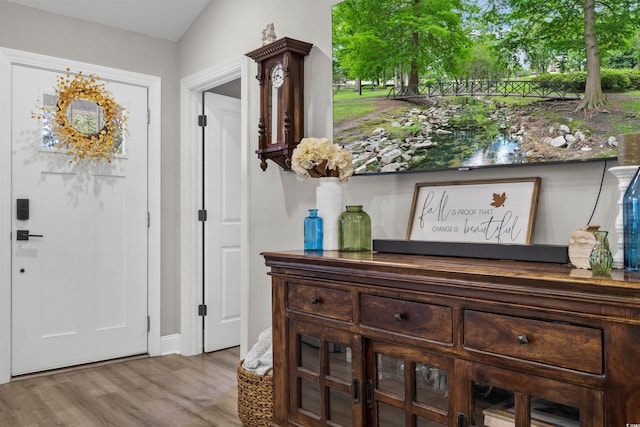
[261,23,277,46]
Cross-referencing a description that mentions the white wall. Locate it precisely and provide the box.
[179,0,620,346]
[0,0,622,349]
[0,0,182,335]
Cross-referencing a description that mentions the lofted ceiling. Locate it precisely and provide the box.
[6,0,210,41]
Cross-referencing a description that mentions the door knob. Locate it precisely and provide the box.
[16,230,44,241]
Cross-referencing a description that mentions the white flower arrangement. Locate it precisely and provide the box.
[291,137,354,183]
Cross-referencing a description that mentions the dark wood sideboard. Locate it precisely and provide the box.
[262,250,640,427]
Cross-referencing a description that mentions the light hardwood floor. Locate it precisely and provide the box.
[0,347,243,426]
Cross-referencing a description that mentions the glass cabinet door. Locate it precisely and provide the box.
[367,340,452,427]
[289,320,361,427]
[466,362,602,427]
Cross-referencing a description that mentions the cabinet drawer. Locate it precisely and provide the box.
[287,283,352,322]
[360,295,453,343]
[464,311,603,374]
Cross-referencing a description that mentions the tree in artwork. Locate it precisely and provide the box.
[333,0,640,110]
[333,0,472,95]
[483,0,639,110]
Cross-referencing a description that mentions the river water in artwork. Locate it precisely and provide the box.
[417,130,526,170]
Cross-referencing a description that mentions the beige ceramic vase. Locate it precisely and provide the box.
[568,225,600,269]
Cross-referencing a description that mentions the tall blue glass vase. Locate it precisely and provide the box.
[623,167,640,271]
[304,209,323,250]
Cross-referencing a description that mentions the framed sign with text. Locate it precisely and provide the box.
[406,178,541,244]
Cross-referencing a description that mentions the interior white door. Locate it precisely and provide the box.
[11,65,149,375]
[204,91,242,352]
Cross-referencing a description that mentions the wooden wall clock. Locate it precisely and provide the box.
[246,37,313,170]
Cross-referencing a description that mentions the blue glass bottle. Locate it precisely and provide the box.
[623,167,640,271]
[304,209,323,251]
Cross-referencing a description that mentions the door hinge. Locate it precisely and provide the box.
[198,209,207,222]
[365,380,373,407]
[147,212,151,228]
[147,316,150,332]
[198,304,207,316]
[353,378,360,403]
[147,108,151,125]
[198,115,207,127]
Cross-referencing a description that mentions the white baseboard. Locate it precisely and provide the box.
[160,334,181,355]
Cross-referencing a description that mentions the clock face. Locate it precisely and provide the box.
[271,64,284,89]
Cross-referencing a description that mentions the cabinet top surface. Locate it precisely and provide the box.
[262,250,640,292]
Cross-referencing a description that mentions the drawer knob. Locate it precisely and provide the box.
[311,296,321,305]
[517,334,530,344]
[394,312,404,321]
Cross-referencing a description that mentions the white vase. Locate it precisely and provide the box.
[316,177,343,250]
[608,165,640,269]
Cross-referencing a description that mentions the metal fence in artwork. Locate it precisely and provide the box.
[387,80,581,100]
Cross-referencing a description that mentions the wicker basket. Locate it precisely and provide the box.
[237,359,273,427]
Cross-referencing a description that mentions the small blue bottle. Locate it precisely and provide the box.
[304,209,323,251]
[624,168,640,270]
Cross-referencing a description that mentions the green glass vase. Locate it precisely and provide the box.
[589,230,613,275]
[338,205,371,251]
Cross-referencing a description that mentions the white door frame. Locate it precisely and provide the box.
[0,48,162,384]
[180,58,251,356]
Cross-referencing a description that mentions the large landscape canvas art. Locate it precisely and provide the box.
[332,0,640,174]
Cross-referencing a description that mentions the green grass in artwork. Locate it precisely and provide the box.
[619,98,640,113]
[333,98,379,123]
[607,96,640,134]
[333,86,391,100]
[486,96,546,107]
[333,89,390,123]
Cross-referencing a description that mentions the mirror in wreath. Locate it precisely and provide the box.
[36,70,127,162]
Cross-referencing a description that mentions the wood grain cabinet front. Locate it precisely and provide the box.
[360,294,453,344]
[463,310,603,374]
[287,282,353,322]
[264,251,640,427]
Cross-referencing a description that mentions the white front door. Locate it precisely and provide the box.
[11,64,149,375]
[203,92,241,352]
